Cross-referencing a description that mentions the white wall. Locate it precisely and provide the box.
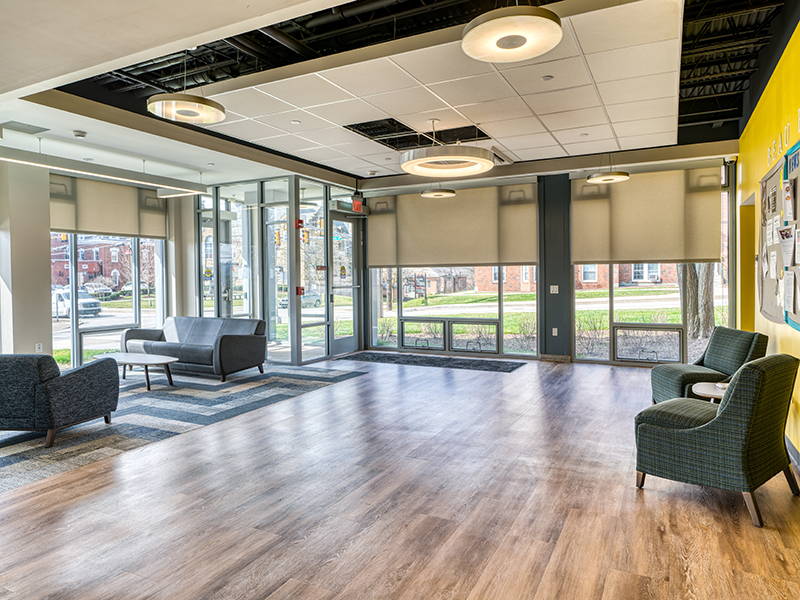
[167,195,198,317]
[0,163,53,354]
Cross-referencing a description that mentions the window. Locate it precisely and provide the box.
[78,249,85,260]
[582,264,597,282]
[112,269,120,287]
[632,264,645,281]
[93,249,99,261]
[647,264,660,281]
[491,266,506,283]
[111,248,119,263]
[522,266,529,283]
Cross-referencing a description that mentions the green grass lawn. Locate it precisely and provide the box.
[400,287,678,308]
[53,348,114,366]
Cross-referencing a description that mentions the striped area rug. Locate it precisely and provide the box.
[0,365,365,493]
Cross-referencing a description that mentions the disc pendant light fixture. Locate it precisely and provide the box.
[586,153,630,184]
[421,183,456,198]
[462,5,563,63]
[147,51,226,124]
[401,120,495,178]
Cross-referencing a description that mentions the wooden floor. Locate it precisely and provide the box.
[1,359,799,599]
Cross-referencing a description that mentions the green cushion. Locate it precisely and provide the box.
[651,364,726,404]
[703,327,766,376]
[635,398,718,430]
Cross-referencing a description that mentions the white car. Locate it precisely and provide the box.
[52,290,101,318]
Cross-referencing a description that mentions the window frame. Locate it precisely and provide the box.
[581,264,598,282]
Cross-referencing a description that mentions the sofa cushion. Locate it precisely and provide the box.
[185,318,223,345]
[703,327,758,376]
[219,318,264,336]
[179,344,214,365]
[162,317,196,343]
[147,342,184,360]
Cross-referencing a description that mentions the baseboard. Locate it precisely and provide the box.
[539,354,571,363]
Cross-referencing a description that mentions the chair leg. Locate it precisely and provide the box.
[104,413,112,425]
[743,492,763,527]
[258,364,264,374]
[45,429,56,448]
[636,471,646,488]
[220,374,226,382]
[785,466,800,496]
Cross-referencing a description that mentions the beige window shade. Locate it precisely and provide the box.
[571,167,721,264]
[367,183,537,268]
[49,175,168,239]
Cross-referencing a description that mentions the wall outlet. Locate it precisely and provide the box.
[552,328,558,336]
[550,285,559,294]
[35,343,43,353]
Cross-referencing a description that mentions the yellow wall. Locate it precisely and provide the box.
[739,21,800,452]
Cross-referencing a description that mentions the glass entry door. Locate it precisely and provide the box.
[330,213,361,355]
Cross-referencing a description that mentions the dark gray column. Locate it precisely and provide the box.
[538,174,571,359]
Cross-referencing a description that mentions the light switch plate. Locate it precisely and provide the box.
[552,328,558,336]
[550,285,559,294]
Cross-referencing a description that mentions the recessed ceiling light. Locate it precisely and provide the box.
[73,130,87,139]
[290,120,302,125]
[462,6,563,63]
[147,93,226,124]
[367,170,377,176]
[541,75,554,81]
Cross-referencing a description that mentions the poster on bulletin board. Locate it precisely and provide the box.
[759,158,788,324]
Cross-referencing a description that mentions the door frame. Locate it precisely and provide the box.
[329,211,362,357]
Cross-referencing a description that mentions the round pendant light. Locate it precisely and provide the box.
[586,171,630,184]
[462,6,563,64]
[401,145,495,178]
[147,93,226,125]
[421,187,456,198]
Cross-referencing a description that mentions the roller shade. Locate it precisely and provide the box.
[367,183,537,268]
[571,167,721,264]
[49,174,168,239]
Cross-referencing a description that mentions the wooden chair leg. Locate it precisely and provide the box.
[104,413,112,425]
[785,465,800,496]
[636,471,646,488]
[45,429,56,448]
[743,492,763,527]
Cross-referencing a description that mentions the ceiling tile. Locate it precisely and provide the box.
[207,119,284,141]
[552,124,615,145]
[362,151,402,166]
[563,139,620,156]
[539,106,608,131]
[480,116,546,138]
[618,131,677,150]
[292,147,350,162]
[320,58,419,96]
[352,165,399,177]
[397,108,471,132]
[586,39,680,83]
[210,88,293,118]
[256,74,354,108]
[597,72,678,105]
[306,99,388,126]
[605,97,677,122]
[332,140,391,157]
[254,110,332,133]
[522,85,600,115]
[499,132,559,150]
[512,146,568,161]
[501,57,592,95]
[364,87,447,115]
[457,97,532,122]
[297,127,367,146]
[391,41,495,84]
[613,117,675,137]
[570,0,681,53]
[253,135,320,153]
[429,73,515,105]
[495,25,581,69]
[318,156,376,170]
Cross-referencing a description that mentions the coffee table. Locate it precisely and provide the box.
[97,352,179,391]
[692,381,728,403]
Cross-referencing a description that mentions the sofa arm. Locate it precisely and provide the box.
[121,327,164,351]
[213,334,266,377]
[34,358,119,429]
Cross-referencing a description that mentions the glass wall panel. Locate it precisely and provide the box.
[219,183,258,318]
[264,179,291,362]
[613,264,681,324]
[503,265,537,355]
[369,268,398,348]
[77,235,134,329]
[301,325,327,361]
[138,239,161,329]
[299,180,327,324]
[451,321,498,352]
[400,267,494,319]
[574,264,611,360]
[199,195,215,317]
[401,320,445,350]
[81,331,124,364]
[51,232,73,366]
[616,328,682,362]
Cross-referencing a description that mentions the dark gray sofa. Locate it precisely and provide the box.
[122,316,267,381]
[0,354,119,447]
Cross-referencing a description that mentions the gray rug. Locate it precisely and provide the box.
[0,365,365,494]
[336,351,527,372]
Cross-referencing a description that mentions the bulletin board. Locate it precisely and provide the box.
[784,143,800,331]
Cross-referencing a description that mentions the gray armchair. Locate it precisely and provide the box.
[0,354,119,447]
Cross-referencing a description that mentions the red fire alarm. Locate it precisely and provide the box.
[296,286,305,296]
[295,219,304,229]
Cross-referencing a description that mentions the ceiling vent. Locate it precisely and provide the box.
[0,121,50,135]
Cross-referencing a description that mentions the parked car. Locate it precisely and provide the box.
[120,281,150,295]
[52,290,101,318]
[278,290,322,308]
[82,282,112,297]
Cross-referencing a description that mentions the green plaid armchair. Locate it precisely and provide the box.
[636,354,800,527]
[651,326,768,404]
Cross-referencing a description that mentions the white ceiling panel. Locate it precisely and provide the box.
[332,139,392,157]
[501,57,593,95]
[306,99,388,126]
[429,73,516,105]
[521,85,601,115]
[618,131,677,150]
[210,88,293,118]
[570,0,682,53]
[390,41,494,84]
[364,87,447,115]
[563,139,620,155]
[254,135,320,154]
[586,39,680,83]
[597,72,679,105]
[539,106,609,131]
[297,127,367,146]
[613,116,675,137]
[552,123,615,145]
[605,97,678,122]
[318,156,377,170]
[292,146,350,162]
[320,58,419,96]
[456,97,533,123]
[499,132,559,150]
[512,146,568,161]
[255,110,332,133]
[397,108,471,132]
[256,74,354,108]
[479,116,546,138]
[361,151,402,165]
[207,118,284,141]
[494,24,581,69]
